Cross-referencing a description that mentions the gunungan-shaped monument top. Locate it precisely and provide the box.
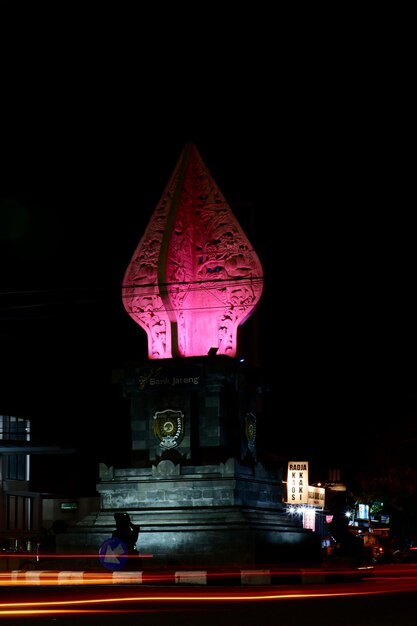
[122,143,264,360]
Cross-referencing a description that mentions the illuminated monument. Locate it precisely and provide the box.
[122,142,264,360]
[64,144,320,566]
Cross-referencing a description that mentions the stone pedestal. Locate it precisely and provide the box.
[59,357,321,566]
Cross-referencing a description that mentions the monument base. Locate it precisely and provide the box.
[58,458,322,567]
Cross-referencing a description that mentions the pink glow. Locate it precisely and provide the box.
[122,144,263,359]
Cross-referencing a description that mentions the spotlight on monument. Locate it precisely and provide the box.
[208,347,218,356]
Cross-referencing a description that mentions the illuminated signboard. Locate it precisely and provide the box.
[307,486,325,509]
[60,502,78,511]
[358,504,369,520]
[286,461,309,504]
[303,507,316,531]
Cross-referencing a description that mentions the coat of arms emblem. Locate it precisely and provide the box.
[244,412,257,454]
[153,409,184,449]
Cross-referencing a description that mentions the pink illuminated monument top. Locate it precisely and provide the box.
[122,143,264,360]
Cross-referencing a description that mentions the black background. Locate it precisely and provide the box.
[1,2,415,493]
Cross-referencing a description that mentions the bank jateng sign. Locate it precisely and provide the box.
[137,365,202,391]
[286,461,309,504]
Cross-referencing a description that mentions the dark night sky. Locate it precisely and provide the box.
[1,3,415,491]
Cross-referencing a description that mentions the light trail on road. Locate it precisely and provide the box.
[1,575,417,618]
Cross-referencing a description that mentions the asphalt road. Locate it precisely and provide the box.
[0,591,416,626]
[1,565,416,625]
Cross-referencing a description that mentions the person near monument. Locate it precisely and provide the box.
[112,512,141,568]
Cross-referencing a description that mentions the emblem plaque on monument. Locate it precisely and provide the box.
[153,410,185,450]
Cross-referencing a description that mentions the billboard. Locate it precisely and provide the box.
[307,486,325,509]
[286,462,309,504]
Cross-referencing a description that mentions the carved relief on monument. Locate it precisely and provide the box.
[122,143,264,359]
